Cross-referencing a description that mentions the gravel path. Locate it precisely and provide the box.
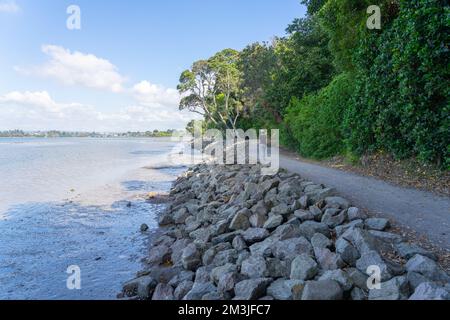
[280,154,450,250]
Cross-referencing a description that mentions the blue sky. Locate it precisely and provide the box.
[0,0,306,131]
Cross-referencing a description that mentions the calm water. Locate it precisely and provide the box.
[0,138,185,300]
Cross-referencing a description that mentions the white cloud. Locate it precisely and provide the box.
[0,91,197,131]
[16,45,126,92]
[132,81,180,108]
[9,45,202,131]
[0,1,20,13]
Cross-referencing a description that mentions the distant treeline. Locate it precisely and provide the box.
[179,0,449,169]
[0,129,178,138]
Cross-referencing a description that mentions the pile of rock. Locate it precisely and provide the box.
[122,164,450,300]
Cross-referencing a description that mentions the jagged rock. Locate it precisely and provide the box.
[325,197,350,209]
[365,218,390,231]
[181,243,201,271]
[218,272,240,294]
[263,215,284,229]
[335,220,364,238]
[211,263,238,284]
[195,266,214,283]
[346,268,368,290]
[319,270,353,291]
[211,231,241,245]
[267,279,305,300]
[249,238,276,257]
[251,200,269,216]
[152,283,174,300]
[202,291,223,300]
[306,187,336,203]
[123,275,157,299]
[321,208,347,228]
[212,249,238,267]
[270,203,291,216]
[298,221,330,240]
[314,248,345,270]
[409,282,449,300]
[309,205,323,221]
[170,238,192,266]
[271,237,313,261]
[271,224,301,240]
[368,276,409,300]
[336,237,360,266]
[241,255,268,278]
[347,207,367,221]
[147,244,172,266]
[249,213,267,228]
[168,271,195,287]
[294,210,314,222]
[173,207,190,224]
[189,227,213,244]
[232,235,247,251]
[266,258,288,278]
[183,282,217,300]
[174,280,194,300]
[159,212,174,226]
[234,278,272,300]
[260,178,279,196]
[301,280,343,300]
[140,224,149,232]
[290,254,318,280]
[311,233,332,250]
[407,271,430,290]
[395,242,437,260]
[229,209,251,231]
[342,228,379,255]
[406,254,449,283]
[356,250,396,282]
[242,228,270,244]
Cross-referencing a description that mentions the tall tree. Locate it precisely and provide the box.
[178,49,242,130]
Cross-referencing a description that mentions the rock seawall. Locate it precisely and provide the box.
[122,164,450,300]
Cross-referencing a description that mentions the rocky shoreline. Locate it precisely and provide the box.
[121,164,450,300]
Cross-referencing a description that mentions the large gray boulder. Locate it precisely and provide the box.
[242,228,270,244]
[229,209,251,231]
[263,215,284,229]
[122,275,157,299]
[290,254,318,280]
[301,280,343,300]
[336,237,360,266]
[368,276,409,300]
[298,221,330,240]
[365,218,390,231]
[271,237,313,261]
[174,280,194,300]
[241,255,269,278]
[267,279,305,300]
[409,282,449,300]
[405,254,449,283]
[152,283,174,300]
[234,278,272,300]
[319,270,353,292]
[181,243,201,271]
[183,282,217,300]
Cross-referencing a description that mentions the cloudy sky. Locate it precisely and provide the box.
[0,0,305,132]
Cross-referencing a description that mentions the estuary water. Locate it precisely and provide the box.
[0,137,186,300]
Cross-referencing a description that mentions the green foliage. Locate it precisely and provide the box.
[285,73,355,159]
[346,0,450,167]
[318,0,399,72]
[180,0,449,169]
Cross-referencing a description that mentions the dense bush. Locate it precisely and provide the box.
[285,73,354,159]
[346,0,450,167]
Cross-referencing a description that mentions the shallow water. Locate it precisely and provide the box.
[0,138,185,300]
